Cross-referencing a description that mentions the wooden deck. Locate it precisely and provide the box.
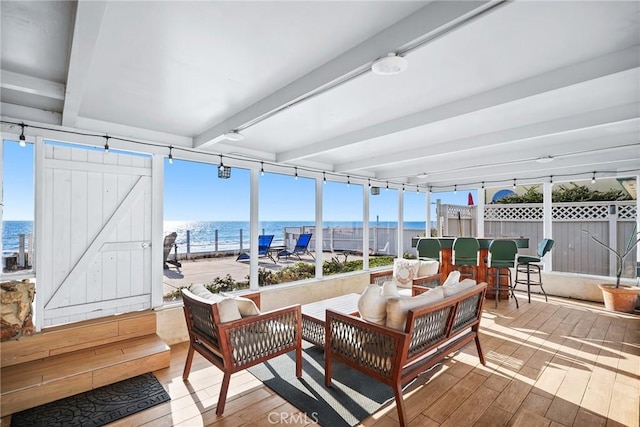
[2,292,638,426]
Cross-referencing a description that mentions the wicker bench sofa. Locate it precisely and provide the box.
[325,280,488,426]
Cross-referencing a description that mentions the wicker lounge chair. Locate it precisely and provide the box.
[181,289,302,415]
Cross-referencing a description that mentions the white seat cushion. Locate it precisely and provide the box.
[358,285,389,326]
[442,279,477,297]
[392,259,421,288]
[190,284,260,317]
[385,287,445,331]
[442,271,461,287]
[217,298,242,323]
[418,260,439,277]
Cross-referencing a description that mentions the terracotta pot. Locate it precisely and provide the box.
[598,284,640,313]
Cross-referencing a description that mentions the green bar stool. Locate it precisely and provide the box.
[416,238,441,264]
[487,239,519,308]
[452,237,480,280]
[515,238,554,303]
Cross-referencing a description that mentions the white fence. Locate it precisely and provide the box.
[439,201,638,278]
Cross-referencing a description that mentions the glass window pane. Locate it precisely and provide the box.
[163,159,250,302]
[323,180,364,274]
[2,140,34,275]
[259,172,316,286]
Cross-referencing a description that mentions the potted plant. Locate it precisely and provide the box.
[582,229,640,313]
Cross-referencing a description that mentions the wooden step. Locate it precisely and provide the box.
[0,310,171,417]
[1,334,170,416]
[1,310,158,368]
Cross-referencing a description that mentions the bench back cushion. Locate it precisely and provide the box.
[392,259,439,288]
[188,284,258,322]
[386,287,444,330]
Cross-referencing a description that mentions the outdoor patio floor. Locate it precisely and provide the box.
[114,292,639,426]
[163,251,369,297]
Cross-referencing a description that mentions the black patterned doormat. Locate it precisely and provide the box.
[10,373,170,427]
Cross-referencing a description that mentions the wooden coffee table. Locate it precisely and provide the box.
[301,293,360,347]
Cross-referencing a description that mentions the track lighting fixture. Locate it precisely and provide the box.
[19,123,26,147]
[168,146,173,164]
[104,136,110,153]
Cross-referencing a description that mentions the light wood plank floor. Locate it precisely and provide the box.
[5,293,639,426]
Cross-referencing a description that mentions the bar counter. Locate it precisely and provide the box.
[415,237,529,300]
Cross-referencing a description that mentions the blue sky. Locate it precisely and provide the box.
[163,158,475,222]
[1,140,475,221]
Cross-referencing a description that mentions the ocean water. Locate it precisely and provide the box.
[2,220,429,255]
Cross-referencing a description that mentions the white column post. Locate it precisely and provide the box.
[425,189,431,237]
[363,184,370,270]
[543,181,553,271]
[34,136,45,331]
[608,203,618,277]
[476,187,485,238]
[636,175,640,281]
[151,154,164,308]
[249,169,259,291]
[315,177,323,279]
[398,187,404,257]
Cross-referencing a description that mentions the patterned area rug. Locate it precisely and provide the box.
[10,373,170,427]
[248,343,397,427]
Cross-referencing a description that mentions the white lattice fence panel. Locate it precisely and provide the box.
[446,205,474,219]
[553,204,608,220]
[617,204,637,220]
[485,205,542,220]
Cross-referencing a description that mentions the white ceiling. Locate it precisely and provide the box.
[1,1,639,191]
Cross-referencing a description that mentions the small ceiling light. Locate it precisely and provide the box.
[371,53,408,76]
[168,146,173,164]
[219,155,224,171]
[347,176,350,187]
[454,185,457,194]
[260,162,264,176]
[416,186,419,193]
[386,181,389,191]
[368,179,371,188]
[417,172,429,179]
[402,185,405,192]
[481,181,485,189]
[591,171,596,184]
[513,179,517,189]
[323,172,326,184]
[104,136,110,153]
[223,131,244,141]
[536,156,554,164]
[294,167,298,180]
[550,175,553,185]
[19,123,26,147]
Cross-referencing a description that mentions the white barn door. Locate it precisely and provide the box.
[40,144,153,326]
